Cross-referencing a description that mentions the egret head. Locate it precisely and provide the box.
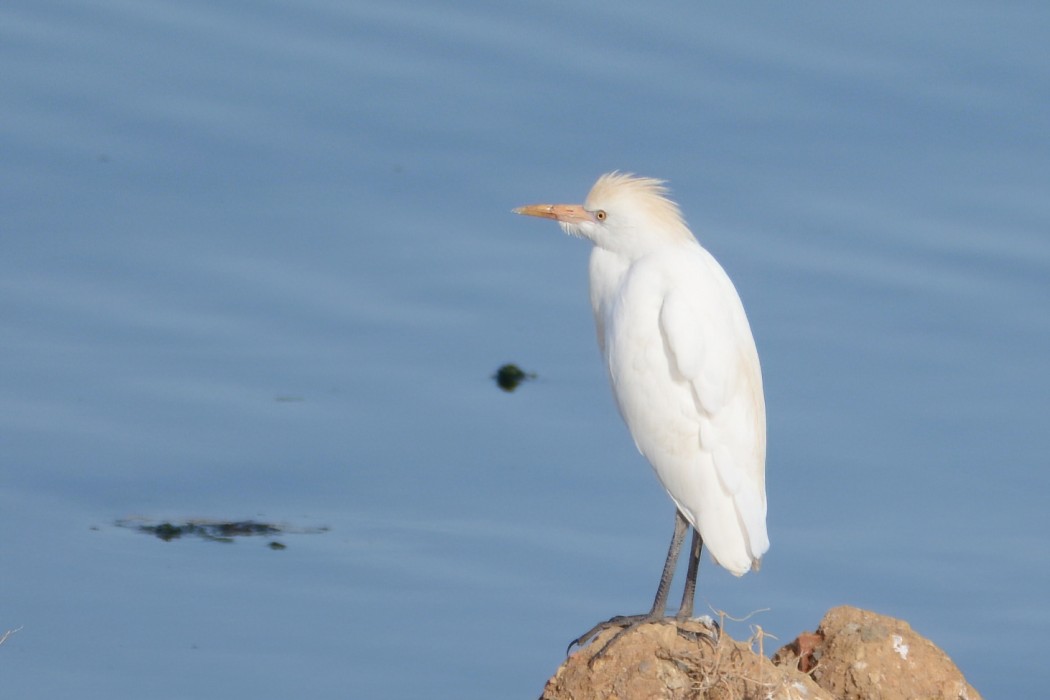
[514,172,694,256]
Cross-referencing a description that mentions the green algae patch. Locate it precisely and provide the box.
[493,363,536,392]
[116,517,327,547]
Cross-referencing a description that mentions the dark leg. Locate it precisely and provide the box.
[568,510,689,657]
[647,508,689,616]
[676,529,702,619]
[674,530,718,647]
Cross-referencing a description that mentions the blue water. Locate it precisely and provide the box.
[3,1,1047,697]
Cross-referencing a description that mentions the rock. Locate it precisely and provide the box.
[539,607,981,700]
[539,618,832,700]
[773,606,982,700]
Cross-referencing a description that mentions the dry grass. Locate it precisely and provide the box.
[656,610,816,700]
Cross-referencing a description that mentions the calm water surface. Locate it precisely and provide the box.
[2,1,1048,697]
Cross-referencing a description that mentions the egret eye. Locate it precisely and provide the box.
[595,209,607,221]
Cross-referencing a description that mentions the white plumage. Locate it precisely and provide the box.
[515,172,768,578]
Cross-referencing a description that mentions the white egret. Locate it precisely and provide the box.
[514,173,768,652]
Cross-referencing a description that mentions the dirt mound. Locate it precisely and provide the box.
[539,606,980,700]
[540,617,830,700]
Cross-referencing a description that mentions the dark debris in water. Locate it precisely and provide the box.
[494,363,536,392]
[116,518,327,547]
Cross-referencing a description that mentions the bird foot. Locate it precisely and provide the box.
[673,615,720,646]
[569,614,719,667]
[568,614,654,655]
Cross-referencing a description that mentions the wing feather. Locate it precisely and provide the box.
[657,253,768,568]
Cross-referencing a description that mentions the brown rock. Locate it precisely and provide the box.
[772,606,981,700]
[539,618,832,700]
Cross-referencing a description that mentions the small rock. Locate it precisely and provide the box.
[773,606,981,700]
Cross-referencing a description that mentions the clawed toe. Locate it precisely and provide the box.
[673,617,720,647]
[568,614,720,667]
[566,614,651,655]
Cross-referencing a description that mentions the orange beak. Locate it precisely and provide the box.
[513,203,594,224]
